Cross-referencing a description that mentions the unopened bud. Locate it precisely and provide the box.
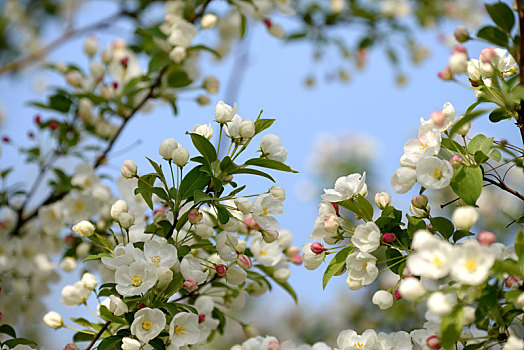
[454,26,470,43]
[216,264,228,276]
[270,186,286,201]
[120,56,129,68]
[268,340,281,350]
[242,324,259,338]
[394,289,402,301]
[480,47,496,64]
[138,303,146,310]
[516,292,524,308]
[64,344,79,350]
[285,245,300,257]
[100,85,115,99]
[323,213,340,233]
[237,254,252,269]
[49,121,59,131]
[505,276,520,288]
[310,242,326,255]
[101,47,113,64]
[201,13,218,29]
[426,336,441,350]
[438,66,453,80]
[121,160,137,178]
[375,192,391,210]
[66,72,82,87]
[411,194,428,209]
[196,95,211,105]
[203,76,219,94]
[188,209,203,224]
[450,155,462,168]
[198,314,206,323]
[43,311,63,329]
[262,230,279,243]
[1,136,10,143]
[477,231,496,246]
[83,35,98,56]
[430,111,445,128]
[290,254,303,265]
[183,279,198,291]
[382,233,396,243]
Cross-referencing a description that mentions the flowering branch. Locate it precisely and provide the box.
[517,0,524,147]
[85,320,111,350]
[483,176,524,202]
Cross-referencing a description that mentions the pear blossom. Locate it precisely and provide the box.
[310,200,338,243]
[216,231,239,262]
[102,243,144,270]
[194,296,220,342]
[43,311,63,329]
[452,206,479,231]
[122,338,141,350]
[61,281,91,306]
[427,292,453,316]
[159,138,179,160]
[115,261,158,296]
[226,265,247,285]
[143,239,179,269]
[167,19,198,47]
[72,220,95,237]
[302,243,325,270]
[252,193,284,231]
[337,329,377,350]
[168,312,200,349]
[451,240,495,285]
[321,172,367,202]
[407,230,453,279]
[398,277,425,300]
[376,331,412,350]
[131,307,166,343]
[251,234,282,266]
[193,123,214,139]
[351,222,381,253]
[180,255,209,284]
[415,156,453,189]
[346,251,378,290]
[215,101,237,123]
[108,295,128,316]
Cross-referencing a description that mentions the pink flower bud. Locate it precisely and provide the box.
[64,344,79,350]
[454,26,470,43]
[121,160,137,178]
[34,114,41,125]
[480,47,496,64]
[138,304,146,310]
[310,242,326,255]
[454,45,467,54]
[263,18,272,28]
[505,276,519,288]
[402,266,413,278]
[285,245,300,257]
[216,264,228,276]
[394,290,402,301]
[65,72,82,87]
[49,121,59,131]
[330,202,340,215]
[198,314,206,323]
[268,340,281,350]
[120,56,129,68]
[426,336,441,350]
[382,233,396,243]
[323,213,340,233]
[411,194,428,209]
[430,111,445,128]
[100,85,114,99]
[438,66,453,80]
[477,231,496,246]
[245,217,262,231]
[0,312,3,320]
[450,155,463,168]
[183,279,198,291]
[188,209,203,224]
[238,254,252,269]
[290,254,303,265]
[1,136,10,143]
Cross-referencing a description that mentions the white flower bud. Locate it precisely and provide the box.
[273,268,290,283]
[76,242,91,258]
[193,123,214,139]
[323,213,340,233]
[372,290,394,309]
[243,324,260,338]
[449,51,468,74]
[375,192,391,210]
[398,277,425,300]
[427,292,452,316]
[111,200,128,221]
[172,146,189,167]
[100,85,115,99]
[215,101,237,123]
[515,292,524,309]
[43,311,63,329]
[118,212,135,229]
[81,272,98,290]
[83,36,98,56]
[122,337,141,350]
[236,239,247,253]
[89,61,105,80]
[234,197,253,214]
[60,257,77,272]
[203,76,219,94]
[452,206,478,231]
[270,186,286,201]
[201,13,218,29]
[65,72,82,87]
[108,295,128,316]
[72,220,95,237]
[268,23,285,38]
[238,119,255,139]
[101,47,113,64]
[159,138,179,159]
[463,306,476,325]
[456,116,471,136]
[157,267,173,289]
[121,160,137,178]
[169,46,186,63]
[226,265,247,285]
[194,222,214,239]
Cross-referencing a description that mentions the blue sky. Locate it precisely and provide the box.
[0,1,521,347]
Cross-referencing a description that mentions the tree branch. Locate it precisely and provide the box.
[85,320,111,350]
[516,0,524,147]
[483,176,524,202]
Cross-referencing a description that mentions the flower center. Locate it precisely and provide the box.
[259,249,267,256]
[419,141,429,152]
[262,206,270,215]
[142,321,152,330]
[150,255,162,265]
[430,168,442,179]
[432,256,443,267]
[353,342,364,349]
[361,262,368,270]
[465,258,477,272]
[175,325,186,335]
[131,274,143,286]
[74,202,85,212]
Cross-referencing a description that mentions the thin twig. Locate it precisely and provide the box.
[516,0,524,147]
[483,176,524,202]
[85,320,110,350]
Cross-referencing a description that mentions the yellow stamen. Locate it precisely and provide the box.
[174,325,186,335]
[432,256,443,267]
[464,258,477,272]
[353,342,364,349]
[74,202,85,212]
[142,321,152,330]
[131,274,143,287]
[259,249,267,256]
[262,206,270,215]
[150,255,162,265]
[361,262,368,270]
[430,168,442,179]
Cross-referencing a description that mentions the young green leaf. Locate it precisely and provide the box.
[450,165,483,206]
[322,246,354,289]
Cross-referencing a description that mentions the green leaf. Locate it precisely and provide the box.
[177,246,191,260]
[215,205,230,225]
[244,158,298,173]
[87,233,113,252]
[385,248,404,274]
[148,54,170,73]
[407,215,426,237]
[338,194,374,222]
[429,217,454,240]
[98,335,123,350]
[189,133,217,164]
[450,165,483,206]
[485,2,515,33]
[254,118,275,135]
[474,151,489,164]
[489,149,502,161]
[3,338,38,348]
[322,246,354,289]
[99,306,128,325]
[515,230,524,262]
[146,157,167,183]
[468,134,493,155]
[489,108,511,122]
[240,13,247,39]
[49,93,72,113]
[71,317,95,329]
[0,324,16,338]
[73,331,95,342]
[449,110,487,136]
[134,174,157,209]
[187,45,222,59]
[166,69,192,88]
[492,260,524,279]
[440,306,464,349]
[212,308,227,335]
[179,166,211,199]
[148,337,166,350]
[476,25,509,47]
[441,138,466,154]
[83,252,111,262]
[193,190,214,203]
[231,168,275,182]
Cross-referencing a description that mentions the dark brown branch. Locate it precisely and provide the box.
[85,320,111,350]
[484,176,524,202]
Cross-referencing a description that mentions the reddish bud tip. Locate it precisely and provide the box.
[138,303,146,310]
[216,264,228,277]
[382,233,396,243]
[310,242,326,255]
[505,276,519,288]
[1,136,10,143]
[426,336,441,350]
[290,254,303,265]
[120,57,129,68]
[112,82,119,89]
[34,115,42,125]
[477,231,496,246]
[49,121,59,130]
[198,314,206,323]
[263,18,272,28]
[394,289,402,301]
